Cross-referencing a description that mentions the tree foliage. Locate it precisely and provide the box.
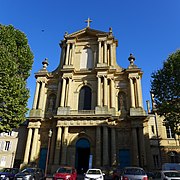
[151,50,180,135]
[0,24,34,132]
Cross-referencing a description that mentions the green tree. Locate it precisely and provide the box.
[0,24,34,132]
[151,50,180,135]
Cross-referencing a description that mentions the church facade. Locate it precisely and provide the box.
[22,22,151,173]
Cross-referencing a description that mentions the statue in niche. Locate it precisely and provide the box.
[80,47,93,69]
[48,94,56,111]
[118,92,127,111]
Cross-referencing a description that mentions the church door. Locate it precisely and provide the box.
[119,149,130,169]
[39,148,47,170]
[75,138,90,174]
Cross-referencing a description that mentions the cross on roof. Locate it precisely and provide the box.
[85,18,92,28]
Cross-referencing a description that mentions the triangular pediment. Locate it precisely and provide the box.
[65,27,109,39]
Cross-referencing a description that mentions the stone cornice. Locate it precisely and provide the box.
[56,118,117,127]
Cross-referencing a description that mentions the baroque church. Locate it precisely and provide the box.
[22,19,151,173]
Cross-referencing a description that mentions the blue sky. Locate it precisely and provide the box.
[1,0,180,112]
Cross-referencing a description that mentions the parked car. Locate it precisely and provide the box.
[53,166,77,180]
[112,168,122,180]
[14,167,44,180]
[146,171,155,180]
[84,168,105,180]
[120,167,148,180]
[153,170,180,180]
[0,168,19,180]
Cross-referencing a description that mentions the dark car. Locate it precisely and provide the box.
[53,166,77,180]
[0,168,19,180]
[112,168,122,180]
[14,168,44,180]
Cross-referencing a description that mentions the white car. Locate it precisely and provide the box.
[154,170,180,180]
[84,168,105,180]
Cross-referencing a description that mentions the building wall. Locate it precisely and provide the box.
[0,131,18,169]
[144,112,180,170]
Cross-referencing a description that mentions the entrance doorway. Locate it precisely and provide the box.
[75,138,90,174]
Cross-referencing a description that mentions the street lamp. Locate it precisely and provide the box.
[150,92,162,168]
[45,129,52,177]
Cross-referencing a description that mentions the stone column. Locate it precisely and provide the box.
[136,77,143,108]
[103,126,109,166]
[32,81,40,109]
[113,43,116,66]
[111,128,116,166]
[56,80,61,108]
[104,76,108,106]
[67,78,72,107]
[111,78,115,108]
[110,44,113,66]
[132,128,139,166]
[30,128,39,162]
[104,41,107,64]
[23,128,33,164]
[60,78,66,107]
[98,41,102,64]
[38,81,45,109]
[54,126,62,165]
[97,76,101,106]
[42,85,47,112]
[71,43,75,65]
[36,134,41,159]
[96,127,101,167]
[65,43,70,65]
[61,127,68,165]
[129,78,135,108]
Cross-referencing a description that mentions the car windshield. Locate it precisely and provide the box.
[22,168,35,173]
[124,168,146,175]
[87,170,101,174]
[164,171,180,177]
[57,168,72,173]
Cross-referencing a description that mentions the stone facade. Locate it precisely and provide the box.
[22,23,179,174]
[144,105,180,170]
[0,131,18,169]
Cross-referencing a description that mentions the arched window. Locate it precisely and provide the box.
[80,48,93,69]
[118,92,127,111]
[78,86,92,110]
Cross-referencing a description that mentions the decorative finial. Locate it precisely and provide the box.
[85,18,92,28]
[109,27,113,36]
[64,31,68,38]
[109,27,112,33]
[128,53,135,65]
[42,58,49,69]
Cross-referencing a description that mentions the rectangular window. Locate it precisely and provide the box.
[0,156,6,167]
[7,132,12,136]
[151,125,155,134]
[0,141,4,150]
[166,126,175,138]
[4,141,11,151]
